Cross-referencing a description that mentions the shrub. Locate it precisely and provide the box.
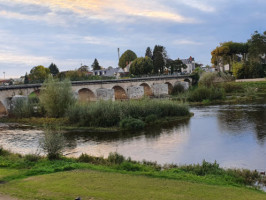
[77,153,106,164]
[39,76,75,118]
[10,97,36,118]
[119,117,145,130]
[172,84,185,95]
[187,87,225,102]
[221,82,244,93]
[39,128,65,160]
[107,152,125,164]
[24,154,41,162]
[199,72,234,87]
[145,114,158,123]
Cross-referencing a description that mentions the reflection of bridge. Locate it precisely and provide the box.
[0,75,192,115]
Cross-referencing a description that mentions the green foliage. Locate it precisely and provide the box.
[24,154,41,162]
[48,63,59,76]
[220,82,244,93]
[153,45,167,74]
[145,114,158,123]
[78,65,89,72]
[167,59,187,74]
[232,61,265,79]
[10,97,41,118]
[39,76,75,118]
[119,50,137,69]
[119,117,145,130]
[66,100,190,127]
[28,65,50,83]
[107,152,125,164]
[199,72,234,87]
[24,73,29,84]
[39,128,65,160]
[188,87,225,102]
[91,58,101,70]
[145,47,152,59]
[172,84,185,95]
[129,57,153,75]
[248,31,266,63]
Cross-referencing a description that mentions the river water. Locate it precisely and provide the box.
[0,103,265,171]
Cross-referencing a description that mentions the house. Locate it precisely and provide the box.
[181,56,196,74]
[93,67,125,77]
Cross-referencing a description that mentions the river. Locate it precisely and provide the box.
[0,103,265,171]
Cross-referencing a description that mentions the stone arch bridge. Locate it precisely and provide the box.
[0,75,192,115]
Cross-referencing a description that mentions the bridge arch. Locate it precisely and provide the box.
[113,86,128,100]
[78,88,96,102]
[184,78,191,83]
[0,100,7,116]
[140,83,153,96]
[165,82,173,95]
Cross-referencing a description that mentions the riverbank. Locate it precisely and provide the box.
[172,81,266,105]
[0,150,265,199]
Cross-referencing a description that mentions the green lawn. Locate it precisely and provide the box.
[0,170,265,200]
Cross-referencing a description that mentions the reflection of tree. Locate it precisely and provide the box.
[217,105,266,143]
[62,118,190,148]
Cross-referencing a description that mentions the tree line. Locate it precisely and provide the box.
[118,45,187,76]
[211,30,266,79]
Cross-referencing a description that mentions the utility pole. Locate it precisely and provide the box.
[117,48,120,66]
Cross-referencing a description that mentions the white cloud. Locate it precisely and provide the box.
[178,0,216,12]
[173,39,203,45]
[2,0,199,24]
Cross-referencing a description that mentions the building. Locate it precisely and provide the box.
[181,56,196,73]
[93,67,125,77]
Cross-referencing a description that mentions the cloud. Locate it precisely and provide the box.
[173,39,203,45]
[178,0,216,12]
[3,0,199,24]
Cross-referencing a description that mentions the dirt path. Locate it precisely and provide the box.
[0,194,19,200]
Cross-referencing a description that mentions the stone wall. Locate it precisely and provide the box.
[96,88,115,101]
[152,84,168,97]
[127,86,144,99]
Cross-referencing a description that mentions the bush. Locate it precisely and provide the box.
[24,154,41,162]
[107,152,125,164]
[39,76,75,118]
[172,84,185,95]
[199,72,234,87]
[66,100,190,127]
[10,97,36,118]
[119,117,145,130]
[188,87,225,102]
[39,128,65,160]
[77,153,106,164]
[145,114,158,123]
[220,82,244,93]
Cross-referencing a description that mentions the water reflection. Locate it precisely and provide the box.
[0,103,266,171]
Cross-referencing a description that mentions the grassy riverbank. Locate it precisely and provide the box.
[172,81,266,105]
[0,149,266,199]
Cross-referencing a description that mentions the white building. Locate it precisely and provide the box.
[181,56,196,74]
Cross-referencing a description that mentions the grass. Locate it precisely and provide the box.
[0,150,266,199]
[1,170,266,200]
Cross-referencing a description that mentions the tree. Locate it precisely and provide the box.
[39,76,75,117]
[129,57,153,75]
[167,59,187,74]
[153,45,167,74]
[248,31,266,63]
[24,73,29,84]
[28,65,50,83]
[145,47,152,59]
[78,65,89,72]
[48,63,59,76]
[119,50,137,69]
[91,59,101,70]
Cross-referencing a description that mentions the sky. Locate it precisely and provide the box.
[0,0,266,78]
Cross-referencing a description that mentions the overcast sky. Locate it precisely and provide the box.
[0,0,265,78]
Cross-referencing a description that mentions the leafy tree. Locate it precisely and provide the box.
[248,31,266,63]
[129,57,153,75]
[91,59,101,70]
[119,50,137,69]
[28,65,50,83]
[39,76,75,117]
[48,63,59,76]
[24,73,29,84]
[153,45,167,74]
[145,47,153,59]
[78,65,89,72]
[167,59,187,74]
